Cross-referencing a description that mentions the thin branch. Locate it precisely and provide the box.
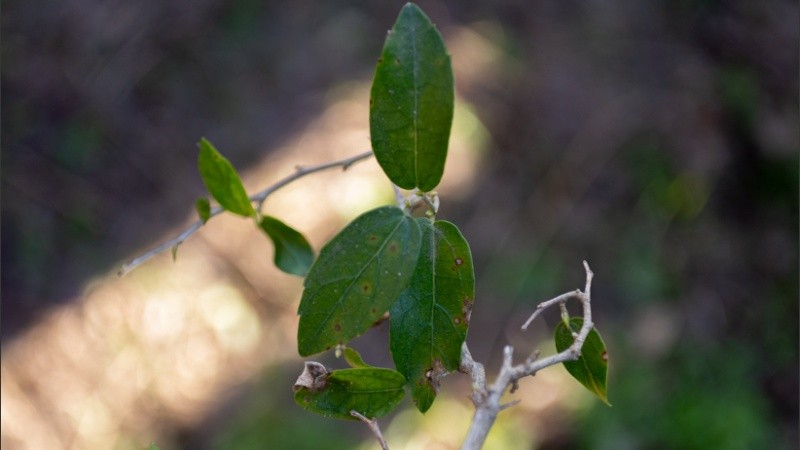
[118,150,374,276]
[460,342,487,406]
[498,399,521,411]
[253,150,374,211]
[460,261,595,450]
[350,410,389,450]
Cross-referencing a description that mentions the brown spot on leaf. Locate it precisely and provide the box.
[387,242,398,253]
[371,311,390,327]
[333,323,342,332]
[454,317,461,325]
[601,351,608,362]
[368,234,378,243]
[463,297,474,323]
[361,282,372,294]
[455,258,463,266]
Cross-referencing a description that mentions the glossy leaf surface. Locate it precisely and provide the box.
[370,3,454,191]
[554,317,611,405]
[258,215,314,276]
[297,206,421,356]
[294,367,406,420]
[390,219,474,412]
[197,138,255,218]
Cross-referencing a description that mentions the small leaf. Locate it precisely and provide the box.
[390,219,474,412]
[258,215,314,276]
[297,206,422,356]
[197,138,255,217]
[554,317,611,405]
[343,347,370,368]
[294,367,406,420]
[370,3,454,192]
[195,198,211,224]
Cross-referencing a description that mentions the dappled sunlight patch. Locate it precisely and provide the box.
[198,284,262,353]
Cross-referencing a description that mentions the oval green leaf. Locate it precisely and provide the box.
[294,367,406,420]
[197,138,255,218]
[258,215,314,276]
[554,317,611,405]
[390,219,474,412]
[369,3,454,192]
[297,206,422,356]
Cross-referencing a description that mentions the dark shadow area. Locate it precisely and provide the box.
[3,0,797,448]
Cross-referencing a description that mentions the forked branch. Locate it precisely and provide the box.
[459,261,595,450]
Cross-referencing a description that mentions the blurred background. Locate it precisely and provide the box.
[2,0,797,449]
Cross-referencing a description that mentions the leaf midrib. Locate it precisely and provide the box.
[410,17,421,189]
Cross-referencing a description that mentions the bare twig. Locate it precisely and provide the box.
[460,261,595,450]
[350,410,390,450]
[118,150,373,276]
[460,342,487,407]
[252,151,374,211]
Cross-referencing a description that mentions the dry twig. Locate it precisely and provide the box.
[459,261,595,450]
[350,410,390,450]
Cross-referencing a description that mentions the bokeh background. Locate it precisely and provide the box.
[2,0,798,449]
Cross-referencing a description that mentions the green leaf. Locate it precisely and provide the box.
[554,317,611,405]
[171,244,180,262]
[390,219,474,412]
[343,347,371,368]
[258,215,314,276]
[294,367,406,420]
[197,138,255,218]
[195,197,211,224]
[297,206,422,356]
[369,3,454,192]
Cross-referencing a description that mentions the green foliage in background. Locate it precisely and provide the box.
[576,342,782,450]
